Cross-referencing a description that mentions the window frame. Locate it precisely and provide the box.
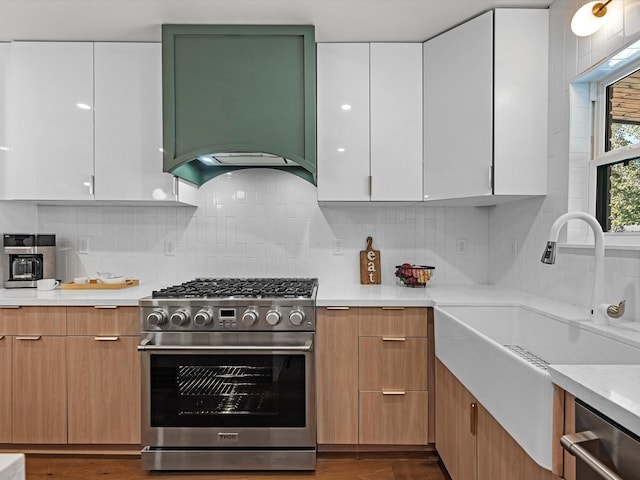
[590,58,640,241]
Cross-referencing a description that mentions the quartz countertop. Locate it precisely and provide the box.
[548,365,640,438]
[0,282,161,306]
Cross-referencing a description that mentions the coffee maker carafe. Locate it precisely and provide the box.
[3,234,56,288]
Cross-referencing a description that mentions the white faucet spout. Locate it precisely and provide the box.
[543,212,607,324]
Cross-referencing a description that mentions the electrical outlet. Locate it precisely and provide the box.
[456,238,467,255]
[332,238,343,256]
[164,239,176,256]
[78,237,89,254]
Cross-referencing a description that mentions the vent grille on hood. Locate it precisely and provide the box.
[162,24,316,186]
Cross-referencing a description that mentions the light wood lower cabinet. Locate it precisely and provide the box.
[1,306,67,444]
[12,335,67,443]
[0,305,140,449]
[436,359,554,480]
[316,307,358,446]
[67,306,140,445]
[0,334,12,443]
[317,306,432,450]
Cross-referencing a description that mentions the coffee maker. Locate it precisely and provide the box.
[3,234,56,288]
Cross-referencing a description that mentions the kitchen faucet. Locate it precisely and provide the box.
[540,211,619,325]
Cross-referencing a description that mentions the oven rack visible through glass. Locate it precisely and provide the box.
[177,364,283,416]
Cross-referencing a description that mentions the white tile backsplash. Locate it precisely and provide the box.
[30,168,489,288]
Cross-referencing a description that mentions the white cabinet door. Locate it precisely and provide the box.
[493,9,548,196]
[423,11,494,200]
[94,43,179,202]
[0,43,9,196]
[5,42,94,201]
[370,43,423,202]
[317,43,370,202]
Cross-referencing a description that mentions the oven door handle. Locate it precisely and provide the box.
[561,431,624,480]
[138,340,313,352]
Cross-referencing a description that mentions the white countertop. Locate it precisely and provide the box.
[0,454,24,480]
[0,282,161,306]
[548,365,640,437]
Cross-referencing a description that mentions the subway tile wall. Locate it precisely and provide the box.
[489,0,640,322]
[0,201,37,283]
[35,168,489,287]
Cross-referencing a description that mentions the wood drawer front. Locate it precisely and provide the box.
[359,391,428,445]
[67,306,139,335]
[358,307,427,337]
[0,306,66,335]
[359,337,428,391]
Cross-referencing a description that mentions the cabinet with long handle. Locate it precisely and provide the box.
[66,306,140,445]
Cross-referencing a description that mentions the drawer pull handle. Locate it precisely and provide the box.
[94,305,118,309]
[382,390,406,395]
[0,335,4,340]
[470,402,477,436]
[382,337,406,341]
[381,307,405,310]
[94,336,119,341]
[0,305,21,309]
[16,336,41,341]
[326,307,350,310]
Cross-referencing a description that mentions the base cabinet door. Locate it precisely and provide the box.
[12,336,67,444]
[67,336,141,444]
[316,307,359,445]
[0,335,11,443]
[359,391,428,445]
[66,306,140,445]
[435,359,477,480]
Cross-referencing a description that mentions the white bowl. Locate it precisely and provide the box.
[98,276,125,284]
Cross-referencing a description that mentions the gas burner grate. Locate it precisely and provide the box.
[152,277,317,299]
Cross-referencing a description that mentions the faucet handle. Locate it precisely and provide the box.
[606,300,625,318]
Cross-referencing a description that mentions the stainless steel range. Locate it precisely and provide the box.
[138,278,318,471]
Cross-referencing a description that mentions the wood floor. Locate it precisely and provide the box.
[24,453,450,480]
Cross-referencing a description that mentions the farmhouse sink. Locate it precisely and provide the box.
[434,304,640,471]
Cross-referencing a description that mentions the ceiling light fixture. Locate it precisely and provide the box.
[571,0,613,37]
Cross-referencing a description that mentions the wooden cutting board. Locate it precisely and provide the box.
[360,236,381,284]
[61,279,139,290]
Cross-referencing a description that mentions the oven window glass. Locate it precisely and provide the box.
[150,354,306,428]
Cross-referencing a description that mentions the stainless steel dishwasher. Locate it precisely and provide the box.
[561,399,640,480]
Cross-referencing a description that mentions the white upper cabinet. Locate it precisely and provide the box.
[0,43,10,195]
[3,41,196,205]
[370,43,423,202]
[94,42,195,203]
[317,43,370,201]
[423,9,548,205]
[317,43,423,202]
[5,42,95,201]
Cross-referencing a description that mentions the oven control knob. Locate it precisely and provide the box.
[193,308,213,327]
[242,309,259,326]
[289,308,305,326]
[265,309,282,326]
[170,309,191,326]
[147,309,168,327]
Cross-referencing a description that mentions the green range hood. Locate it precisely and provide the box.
[162,24,317,186]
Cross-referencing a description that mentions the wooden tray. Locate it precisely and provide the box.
[61,279,139,290]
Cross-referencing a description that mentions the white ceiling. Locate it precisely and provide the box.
[0,0,553,43]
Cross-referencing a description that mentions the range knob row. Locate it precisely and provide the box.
[146,307,306,327]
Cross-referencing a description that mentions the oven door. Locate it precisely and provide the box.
[139,331,315,449]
